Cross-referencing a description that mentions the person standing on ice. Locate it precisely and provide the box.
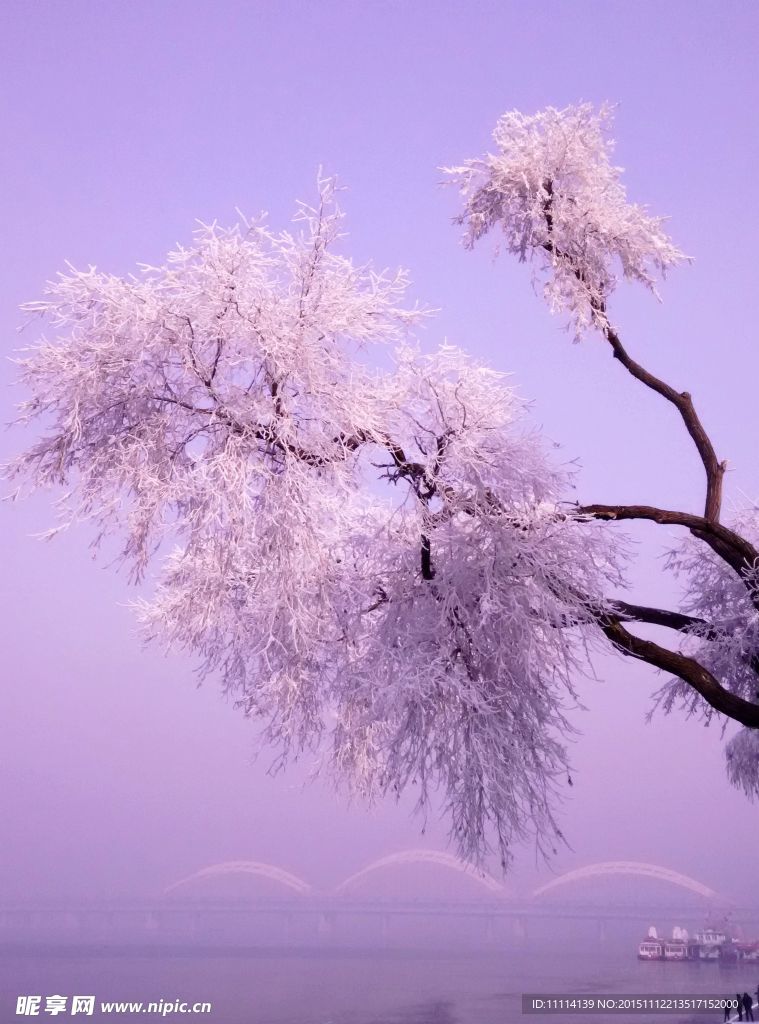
[742,993,754,1021]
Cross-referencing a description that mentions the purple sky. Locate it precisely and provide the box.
[2,1,759,903]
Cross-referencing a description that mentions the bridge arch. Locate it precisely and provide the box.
[164,861,312,897]
[335,849,510,898]
[532,862,718,901]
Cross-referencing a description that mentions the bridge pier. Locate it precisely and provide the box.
[598,919,607,945]
[513,915,528,944]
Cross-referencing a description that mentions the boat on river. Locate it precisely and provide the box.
[637,924,755,962]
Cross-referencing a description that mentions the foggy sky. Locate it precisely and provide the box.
[2,1,758,905]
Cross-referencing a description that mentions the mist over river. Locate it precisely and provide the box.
[2,945,757,1024]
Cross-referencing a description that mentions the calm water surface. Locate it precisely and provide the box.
[1,947,756,1024]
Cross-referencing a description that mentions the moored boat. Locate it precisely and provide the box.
[693,926,728,960]
[637,923,757,962]
[638,926,666,960]
[638,938,665,961]
[736,941,759,962]
[663,939,688,961]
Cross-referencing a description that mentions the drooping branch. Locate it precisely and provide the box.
[610,599,759,678]
[599,616,759,729]
[539,552,759,723]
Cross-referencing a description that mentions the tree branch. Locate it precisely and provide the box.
[541,178,725,522]
[600,616,759,729]
[610,600,710,635]
[611,599,759,677]
[578,503,759,585]
[600,323,726,523]
[420,534,435,580]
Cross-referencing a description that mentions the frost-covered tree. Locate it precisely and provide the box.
[8,105,759,867]
[445,104,759,788]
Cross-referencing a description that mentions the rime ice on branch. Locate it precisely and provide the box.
[9,178,622,866]
[444,103,687,339]
[447,102,759,778]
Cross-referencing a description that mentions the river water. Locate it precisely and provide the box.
[2,947,757,1024]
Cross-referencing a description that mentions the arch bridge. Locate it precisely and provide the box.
[164,860,312,897]
[162,856,724,906]
[334,849,511,898]
[532,861,721,903]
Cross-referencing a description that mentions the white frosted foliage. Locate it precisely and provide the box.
[660,512,759,717]
[725,728,759,799]
[9,179,623,865]
[13,104,759,860]
[445,104,687,338]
